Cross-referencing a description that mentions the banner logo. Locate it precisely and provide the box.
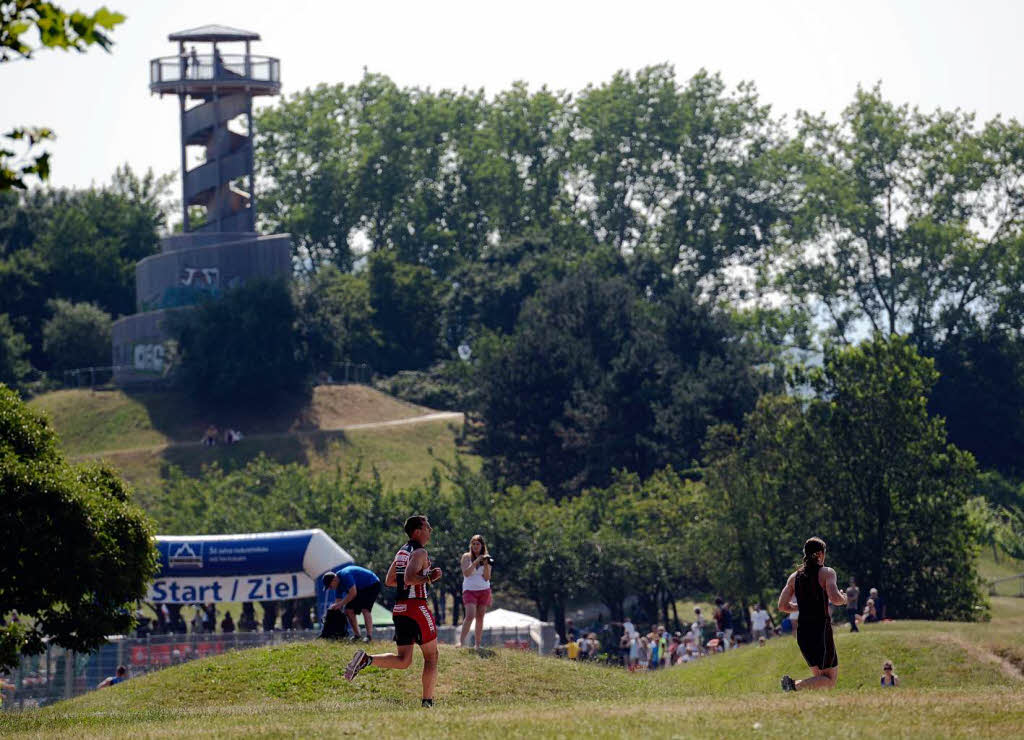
[168,542,203,569]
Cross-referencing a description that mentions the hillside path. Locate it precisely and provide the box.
[71,411,464,460]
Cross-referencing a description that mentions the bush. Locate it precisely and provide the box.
[42,299,112,373]
[374,361,473,411]
[0,313,30,387]
[170,279,311,405]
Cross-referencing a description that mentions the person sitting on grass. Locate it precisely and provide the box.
[857,598,877,625]
[881,660,899,686]
[97,665,128,688]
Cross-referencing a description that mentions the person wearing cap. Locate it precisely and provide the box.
[323,564,382,642]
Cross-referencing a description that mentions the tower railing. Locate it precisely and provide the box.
[149,54,280,89]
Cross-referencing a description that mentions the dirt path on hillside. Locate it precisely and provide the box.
[928,633,1024,682]
[71,411,464,461]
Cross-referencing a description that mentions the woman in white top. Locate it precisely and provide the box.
[458,534,493,647]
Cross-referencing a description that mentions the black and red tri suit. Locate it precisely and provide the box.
[391,539,438,646]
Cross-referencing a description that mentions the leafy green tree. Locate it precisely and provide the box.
[295,264,380,370]
[773,86,1024,349]
[170,279,311,406]
[702,336,985,620]
[42,299,111,373]
[929,327,1024,477]
[806,335,982,619]
[367,251,442,374]
[0,167,169,369]
[256,66,789,294]
[0,312,29,386]
[0,383,156,671]
[1,2,126,189]
[472,267,768,495]
[701,396,821,609]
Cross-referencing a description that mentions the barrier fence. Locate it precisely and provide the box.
[59,362,373,390]
[989,573,1024,597]
[1,623,556,711]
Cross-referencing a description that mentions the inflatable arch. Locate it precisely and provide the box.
[149,529,353,617]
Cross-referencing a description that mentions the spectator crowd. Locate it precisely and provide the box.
[555,584,890,671]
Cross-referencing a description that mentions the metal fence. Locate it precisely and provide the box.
[319,363,373,385]
[62,366,121,390]
[989,573,1024,597]
[1,623,556,711]
[59,362,373,391]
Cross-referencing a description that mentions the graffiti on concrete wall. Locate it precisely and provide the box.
[140,268,244,312]
[182,267,219,288]
[133,343,166,373]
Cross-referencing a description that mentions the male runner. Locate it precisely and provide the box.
[777,536,847,691]
[344,515,442,707]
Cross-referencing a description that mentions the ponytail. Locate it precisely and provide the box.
[800,536,826,574]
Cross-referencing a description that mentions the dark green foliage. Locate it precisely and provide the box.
[42,299,112,373]
[294,265,380,370]
[170,279,311,406]
[929,328,1024,477]
[1,3,126,190]
[373,361,473,412]
[0,383,156,671]
[366,252,442,375]
[0,313,30,386]
[472,267,770,496]
[0,167,169,369]
[704,336,984,621]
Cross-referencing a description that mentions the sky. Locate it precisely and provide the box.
[4,0,1024,190]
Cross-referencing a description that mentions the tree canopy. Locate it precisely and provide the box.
[0,383,156,671]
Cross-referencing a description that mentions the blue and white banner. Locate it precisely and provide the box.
[149,529,353,604]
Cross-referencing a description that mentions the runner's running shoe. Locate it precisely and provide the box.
[780,674,796,692]
[345,649,371,681]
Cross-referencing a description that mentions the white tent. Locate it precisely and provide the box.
[482,608,546,647]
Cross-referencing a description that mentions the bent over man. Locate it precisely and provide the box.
[778,536,848,691]
[344,515,442,708]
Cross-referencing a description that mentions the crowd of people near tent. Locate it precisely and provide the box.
[556,583,890,670]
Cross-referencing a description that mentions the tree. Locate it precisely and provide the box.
[256,67,790,294]
[0,383,156,671]
[367,251,442,374]
[701,337,985,620]
[701,396,822,609]
[0,167,169,369]
[294,264,380,370]
[42,299,111,373]
[1,2,126,190]
[471,267,769,495]
[929,326,1024,477]
[773,86,1024,350]
[170,279,311,406]
[0,312,29,386]
[805,336,982,619]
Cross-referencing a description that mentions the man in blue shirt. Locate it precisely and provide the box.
[323,565,382,642]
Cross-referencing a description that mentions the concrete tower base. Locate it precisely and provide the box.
[112,232,291,385]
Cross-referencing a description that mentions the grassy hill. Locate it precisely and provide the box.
[28,385,474,491]
[4,599,1022,738]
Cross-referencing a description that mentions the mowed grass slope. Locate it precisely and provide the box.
[4,599,1022,738]
[28,386,475,490]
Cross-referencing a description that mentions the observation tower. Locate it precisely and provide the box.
[111,26,291,384]
[151,24,281,232]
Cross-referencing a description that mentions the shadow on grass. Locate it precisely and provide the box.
[122,387,315,445]
[157,429,354,478]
